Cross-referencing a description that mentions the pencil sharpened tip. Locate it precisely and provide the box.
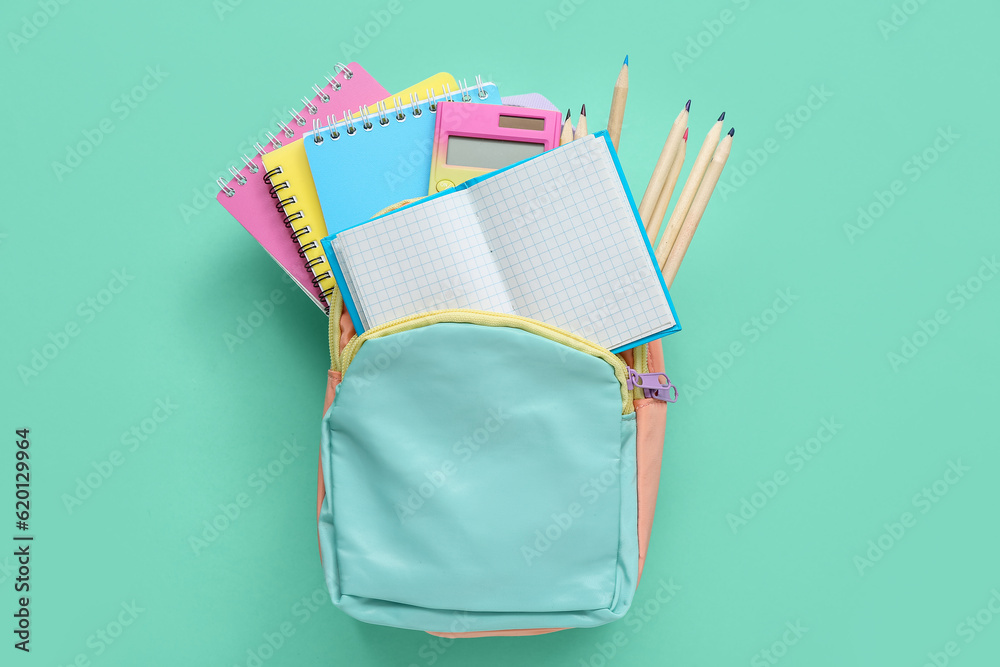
[623,55,628,66]
[718,112,725,121]
[580,103,587,116]
[685,99,691,112]
[683,128,689,141]
[728,127,735,137]
[565,108,571,120]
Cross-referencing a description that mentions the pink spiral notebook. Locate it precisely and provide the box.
[216,63,389,310]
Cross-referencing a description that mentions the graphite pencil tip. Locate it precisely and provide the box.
[685,99,691,112]
[718,112,726,121]
[565,108,571,120]
[728,127,735,137]
[580,103,587,116]
[623,55,629,66]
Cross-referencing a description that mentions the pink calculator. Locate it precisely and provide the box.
[429,102,564,194]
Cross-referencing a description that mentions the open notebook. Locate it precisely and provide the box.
[324,131,680,352]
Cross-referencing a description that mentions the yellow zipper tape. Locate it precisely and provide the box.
[328,286,343,373]
[632,343,648,401]
[340,309,634,415]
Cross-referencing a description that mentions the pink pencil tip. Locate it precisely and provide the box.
[683,128,689,141]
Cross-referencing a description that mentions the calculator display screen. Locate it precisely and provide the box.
[498,114,546,131]
[446,136,545,170]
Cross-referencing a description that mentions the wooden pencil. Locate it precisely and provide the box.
[645,128,687,243]
[661,128,734,286]
[654,112,725,265]
[607,56,629,150]
[574,104,588,140]
[637,100,689,227]
[559,108,573,146]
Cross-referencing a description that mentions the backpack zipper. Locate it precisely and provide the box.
[338,309,635,414]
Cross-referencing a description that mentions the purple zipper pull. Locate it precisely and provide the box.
[626,367,678,403]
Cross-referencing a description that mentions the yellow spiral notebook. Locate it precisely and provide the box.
[260,72,459,310]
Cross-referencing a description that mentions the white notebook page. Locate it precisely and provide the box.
[332,135,676,350]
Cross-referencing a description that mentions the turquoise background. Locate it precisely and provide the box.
[2,0,997,665]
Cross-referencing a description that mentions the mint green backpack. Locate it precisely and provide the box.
[315,290,675,637]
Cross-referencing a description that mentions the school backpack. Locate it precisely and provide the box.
[315,270,675,637]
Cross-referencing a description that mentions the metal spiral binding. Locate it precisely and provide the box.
[278,118,296,137]
[327,114,341,140]
[263,165,284,195]
[304,77,489,143]
[310,270,333,289]
[359,105,373,131]
[283,211,304,228]
[216,62,356,198]
[228,166,246,185]
[298,241,319,259]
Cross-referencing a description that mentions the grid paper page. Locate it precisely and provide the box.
[334,135,676,350]
[335,193,512,329]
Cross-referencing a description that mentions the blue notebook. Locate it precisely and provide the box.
[322,131,680,353]
[304,81,501,238]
